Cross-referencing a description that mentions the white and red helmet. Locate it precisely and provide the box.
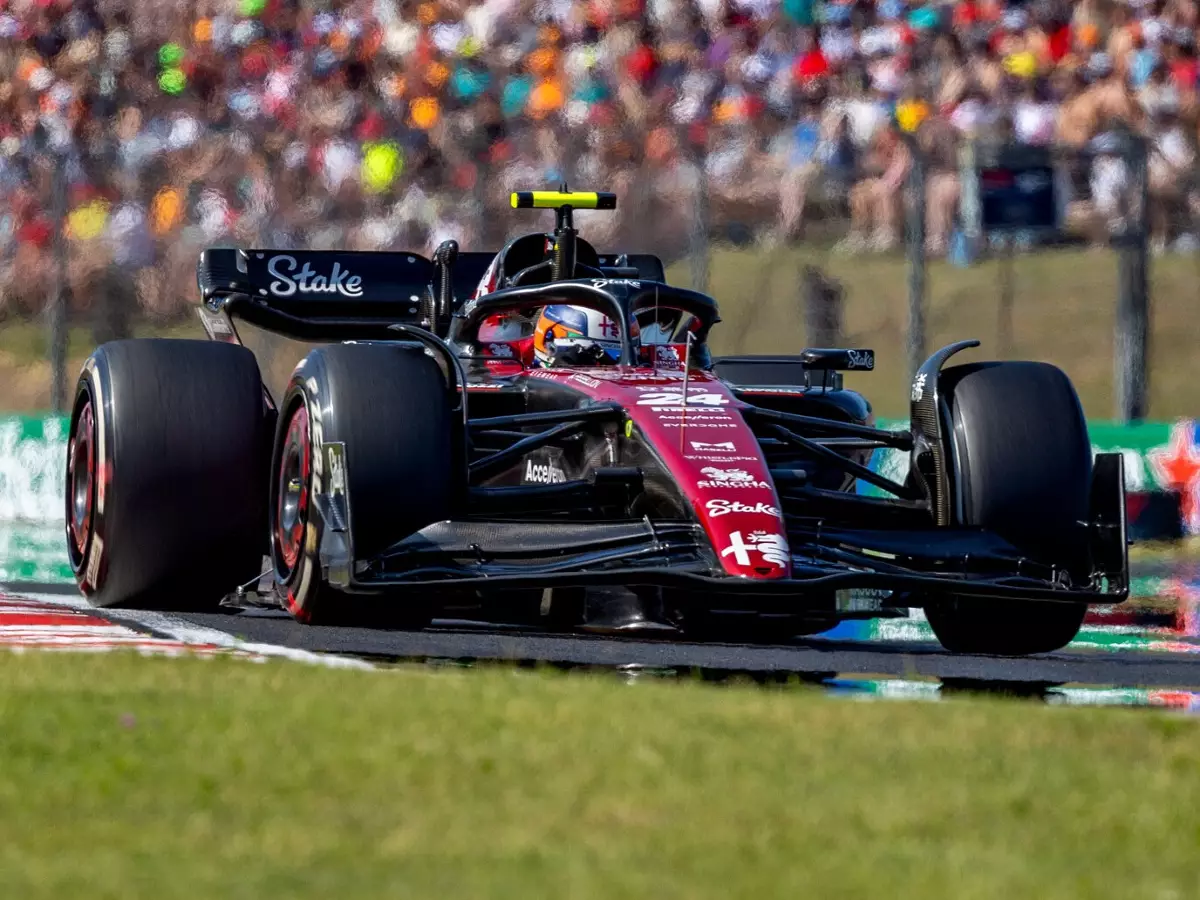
[533,305,622,367]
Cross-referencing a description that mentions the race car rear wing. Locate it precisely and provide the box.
[197,243,672,348]
[712,350,876,392]
[197,248,437,320]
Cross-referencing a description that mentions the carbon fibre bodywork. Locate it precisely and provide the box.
[195,244,1129,634]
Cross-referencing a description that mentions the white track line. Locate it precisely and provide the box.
[4,591,373,670]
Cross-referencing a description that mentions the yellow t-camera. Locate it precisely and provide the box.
[510,191,618,210]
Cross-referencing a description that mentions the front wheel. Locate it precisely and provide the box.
[270,342,458,627]
[923,361,1091,656]
[924,600,1086,657]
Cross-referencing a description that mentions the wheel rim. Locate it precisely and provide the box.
[276,403,310,574]
[67,400,95,557]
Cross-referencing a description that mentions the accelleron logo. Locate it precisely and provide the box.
[524,458,566,484]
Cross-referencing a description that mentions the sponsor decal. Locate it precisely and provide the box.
[654,413,733,422]
[636,388,729,409]
[524,458,567,484]
[654,345,683,368]
[466,383,505,391]
[691,440,736,452]
[663,422,739,430]
[835,588,893,612]
[697,467,770,489]
[705,499,781,518]
[200,311,233,337]
[0,415,71,523]
[846,349,875,370]
[720,530,790,568]
[326,443,346,496]
[685,455,757,462]
[84,534,103,589]
[570,373,601,388]
[1147,421,1200,532]
[487,343,515,358]
[590,278,642,288]
[267,255,364,298]
[596,372,687,382]
[911,373,928,403]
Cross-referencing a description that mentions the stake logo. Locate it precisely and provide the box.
[705,499,780,518]
[846,349,875,370]
[720,530,789,568]
[267,255,364,297]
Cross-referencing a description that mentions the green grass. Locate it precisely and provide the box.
[2,652,1199,899]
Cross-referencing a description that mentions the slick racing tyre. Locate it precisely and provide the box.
[923,361,1090,656]
[271,342,456,627]
[66,340,271,609]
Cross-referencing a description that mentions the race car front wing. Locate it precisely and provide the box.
[296,423,1127,613]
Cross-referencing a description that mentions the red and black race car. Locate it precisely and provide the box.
[64,191,1129,655]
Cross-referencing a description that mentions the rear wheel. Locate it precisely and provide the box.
[66,340,271,609]
[270,342,457,627]
[923,361,1090,656]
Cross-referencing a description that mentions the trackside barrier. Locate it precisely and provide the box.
[0,416,67,523]
[869,418,1198,541]
[0,414,1194,533]
[0,416,70,584]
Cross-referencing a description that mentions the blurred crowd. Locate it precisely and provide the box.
[3,0,1200,321]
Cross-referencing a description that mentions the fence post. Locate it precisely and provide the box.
[1114,131,1149,423]
[904,135,927,380]
[801,266,843,347]
[47,152,69,414]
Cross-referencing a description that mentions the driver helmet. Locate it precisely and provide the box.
[533,305,622,367]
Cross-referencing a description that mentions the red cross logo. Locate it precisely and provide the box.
[1148,420,1200,533]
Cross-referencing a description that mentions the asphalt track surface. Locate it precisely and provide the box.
[148,606,1200,691]
[10,581,1200,693]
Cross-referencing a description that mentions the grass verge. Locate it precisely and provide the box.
[1,652,1198,899]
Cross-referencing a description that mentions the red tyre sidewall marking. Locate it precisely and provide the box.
[68,400,94,558]
[277,403,310,573]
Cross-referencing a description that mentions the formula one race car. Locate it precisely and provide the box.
[64,190,1129,655]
